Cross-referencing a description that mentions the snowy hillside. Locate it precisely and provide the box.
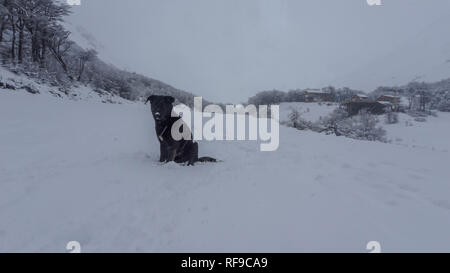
[0,67,129,104]
[279,102,338,123]
[279,102,450,153]
[384,113,450,153]
[1,89,450,252]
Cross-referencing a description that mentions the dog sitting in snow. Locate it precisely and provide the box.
[145,95,216,166]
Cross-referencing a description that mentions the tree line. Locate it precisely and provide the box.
[0,0,96,82]
[247,87,364,106]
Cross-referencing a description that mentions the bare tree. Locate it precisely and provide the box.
[0,0,11,43]
[47,25,73,78]
[77,49,97,81]
[15,5,24,63]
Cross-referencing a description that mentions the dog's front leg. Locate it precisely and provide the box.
[166,147,177,163]
[187,142,199,166]
[160,143,168,162]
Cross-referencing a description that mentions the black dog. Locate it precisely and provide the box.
[145,95,216,166]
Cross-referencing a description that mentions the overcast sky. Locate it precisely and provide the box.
[68,0,450,102]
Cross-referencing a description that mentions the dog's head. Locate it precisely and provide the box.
[145,95,175,122]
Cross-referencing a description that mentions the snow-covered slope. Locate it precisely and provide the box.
[384,112,450,153]
[279,102,338,123]
[279,102,450,154]
[1,90,450,252]
[0,67,129,104]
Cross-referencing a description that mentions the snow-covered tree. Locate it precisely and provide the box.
[76,48,96,81]
[385,109,399,124]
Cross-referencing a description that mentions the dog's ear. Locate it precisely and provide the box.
[145,95,154,105]
[165,96,175,104]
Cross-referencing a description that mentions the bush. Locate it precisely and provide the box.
[284,107,386,142]
[385,111,399,124]
[320,109,386,142]
[337,110,386,142]
[437,100,450,112]
[283,108,313,131]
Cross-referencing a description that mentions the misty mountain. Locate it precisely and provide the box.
[63,23,215,107]
[334,10,450,91]
[0,1,210,108]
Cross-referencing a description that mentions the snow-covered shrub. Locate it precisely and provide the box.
[437,100,450,112]
[320,109,386,142]
[288,108,301,125]
[338,110,387,142]
[429,111,438,117]
[23,85,40,95]
[283,108,314,131]
[317,108,347,136]
[385,110,399,124]
[320,108,347,126]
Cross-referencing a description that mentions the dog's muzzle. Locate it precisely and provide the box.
[154,112,161,120]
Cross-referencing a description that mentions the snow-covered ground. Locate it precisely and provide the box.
[0,67,128,104]
[384,113,450,153]
[1,89,450,253]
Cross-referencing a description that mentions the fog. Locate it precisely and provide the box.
[68,0,450,102]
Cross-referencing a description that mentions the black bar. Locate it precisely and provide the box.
[0,253,447,272]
